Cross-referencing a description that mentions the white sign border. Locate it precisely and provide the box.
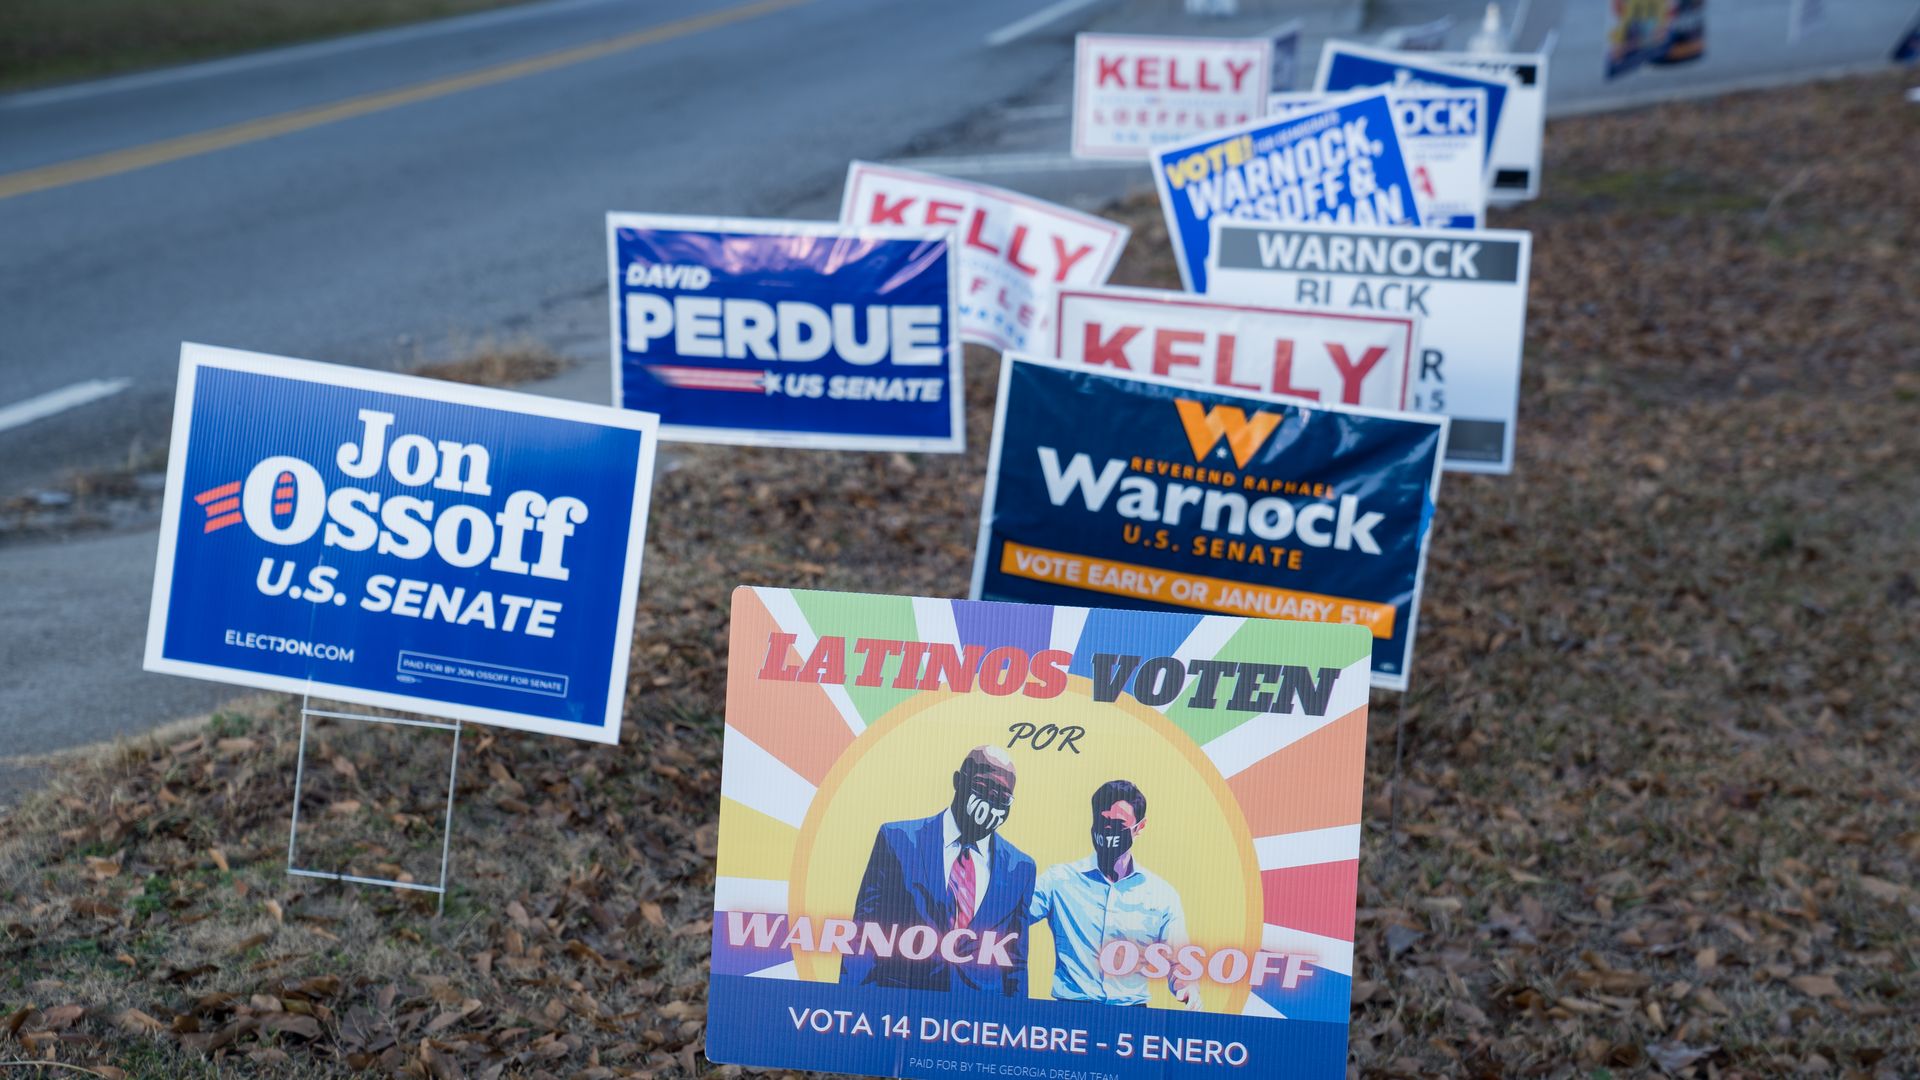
[606,211,965,453]
[970,351,1448,692]
[144,342,661,745]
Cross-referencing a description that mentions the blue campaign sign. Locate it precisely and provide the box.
[608,213,962,452]
[144,344,659,743]
[973,355,1447,690]
[1150,89,1420,293]
[1313,40,1512,164]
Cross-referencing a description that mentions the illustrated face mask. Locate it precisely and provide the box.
[1093,818,1133,857]
[963,790,1011,835]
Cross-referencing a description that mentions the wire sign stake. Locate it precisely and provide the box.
[288,696,462,916]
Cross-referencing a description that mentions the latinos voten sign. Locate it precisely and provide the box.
[708,585,1373,1078]
[1207,218,1531,475]
[608,213,962,452]
[144,344,658,743]
[974,356,1445,691]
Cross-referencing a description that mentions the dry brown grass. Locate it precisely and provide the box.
[2,71,1917,1079]
[410,342,571,388]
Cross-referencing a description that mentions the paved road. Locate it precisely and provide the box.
[0,0,1082,494]
[0,0,1913,805]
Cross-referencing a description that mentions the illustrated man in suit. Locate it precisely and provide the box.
[840,745,1035,996]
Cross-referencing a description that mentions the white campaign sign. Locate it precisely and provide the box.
[1207,218,1531,475]
[840,162,1130,353]
[1271,88,1487,229]
[1427,50,1548,203]
[1050,284,1416,411]
[1072,34,1273,160]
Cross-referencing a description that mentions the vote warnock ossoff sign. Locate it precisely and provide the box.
[144,344,658,743]
[708,586,1373,1079]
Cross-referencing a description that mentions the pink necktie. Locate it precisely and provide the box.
[949,844,977,930]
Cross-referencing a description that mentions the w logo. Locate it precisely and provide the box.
[1175,399,1282,468]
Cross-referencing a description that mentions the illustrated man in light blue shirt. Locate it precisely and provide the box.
[1028,779,1201,1009]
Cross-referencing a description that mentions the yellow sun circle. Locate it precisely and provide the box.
[788,676,1261,1013]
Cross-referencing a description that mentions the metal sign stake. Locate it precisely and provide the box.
[288,695,462,916]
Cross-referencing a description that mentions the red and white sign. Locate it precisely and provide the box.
[1051,284,1417,410]
[840,162,1130,353]
[1072,33,1273,161]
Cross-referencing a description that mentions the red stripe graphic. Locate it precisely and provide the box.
[1260,861,1359,942]
[649,364,767,393]
[193,481,241,505]
[192,479,246,533]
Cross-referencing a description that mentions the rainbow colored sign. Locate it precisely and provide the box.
[708,586,1371,1079]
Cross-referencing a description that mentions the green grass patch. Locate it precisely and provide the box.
[1,0,540,91]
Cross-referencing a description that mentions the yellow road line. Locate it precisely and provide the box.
[0,0,809,202]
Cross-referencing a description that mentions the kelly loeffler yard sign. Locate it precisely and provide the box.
[1207,219,1531,475]
[145,344,659,743]
[1071,33,1274,160]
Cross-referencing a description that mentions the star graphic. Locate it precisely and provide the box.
[760,371,783,396]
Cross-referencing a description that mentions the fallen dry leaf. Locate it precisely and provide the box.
[1789,974,1843,998]
[36,1004,85,1030]
[1647,1042,1719,1073]
[117,1008,167,1034]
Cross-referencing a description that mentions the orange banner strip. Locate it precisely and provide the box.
[998,540,1396,638]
